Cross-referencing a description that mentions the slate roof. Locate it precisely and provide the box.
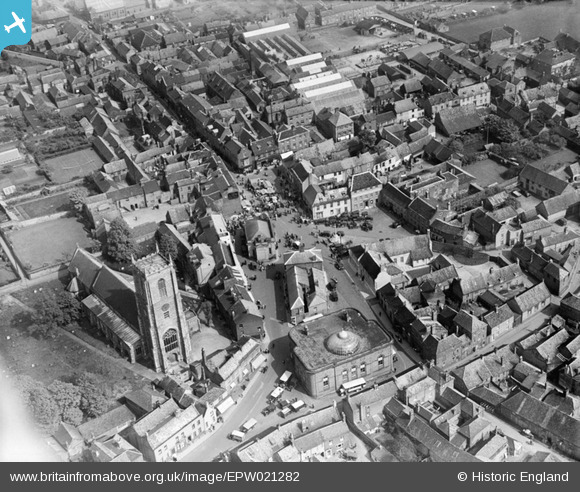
[483,304,514,328]
[351,171,381,192]
[509,282,551,314]
[537,191,580,217]
[435,104,482,135]
[520,165,571,195]
[77,405,136,441]
[500,391,580,447]
[131,399,201,450]
[404,417,481,462]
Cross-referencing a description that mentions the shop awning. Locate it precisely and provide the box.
[251,354,267,370]
[216,396,235,415]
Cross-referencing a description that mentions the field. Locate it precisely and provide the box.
[43,148,104,184]
[15,191,72,219]
[8,217,93,271]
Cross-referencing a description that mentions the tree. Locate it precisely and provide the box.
[358,128,376,152]
[48,380,83,426]
[73,373,110,419]
[17,376,60,433]
[158,232,178,262]
[105,217,139,265]
[548,133,566,149]
[31,290,83,338]
[484,115,521,143]
[69,188,88,213]
[448,138,464,154]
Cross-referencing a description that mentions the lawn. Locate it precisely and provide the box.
[465,158,508,187]
[15,191,72,219]
[43,148,104,184]
[8,217,93,272]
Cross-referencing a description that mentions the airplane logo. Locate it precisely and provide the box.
[5,12,26,34]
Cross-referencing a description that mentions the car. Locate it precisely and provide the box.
[522,190,530,197]
[390,221,400,228]
[336,230,345,237]
[334,262,343,270]
[263,406,274,416]
[330,291,338,302]
[511,190,522,197]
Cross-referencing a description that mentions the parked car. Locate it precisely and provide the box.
[330,291,338,302]
[390,221,400,228]
[335,262,343,270]
[261,404,276,416]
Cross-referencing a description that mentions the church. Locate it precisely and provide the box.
[67,247,198,373]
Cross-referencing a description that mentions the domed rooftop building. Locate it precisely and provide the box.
[289,308,394,398]
[326,329,361,356]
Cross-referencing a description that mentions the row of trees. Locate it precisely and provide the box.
[28,290,83,339]
[18,373,112,433]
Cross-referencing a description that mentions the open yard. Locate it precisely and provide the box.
[8,217,93,272]
[303,25,396,56]
[43,148,104,184]
[466,158,509,188]
[15,191,72,219]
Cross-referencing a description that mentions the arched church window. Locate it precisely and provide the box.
[163,329,179,352]
[158,278,167,297]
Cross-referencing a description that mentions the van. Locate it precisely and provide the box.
[280,407,292,418]
[229,430,245,442]
[242,418,257,433]
[291,400,306,412]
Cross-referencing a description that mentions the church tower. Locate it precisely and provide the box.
[132,253,193,373]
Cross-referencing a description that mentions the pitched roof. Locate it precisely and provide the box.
[435,104,482,135]
[77,405,136,441]
[500,391,580,447]
[520,165,571,195]
[509,282,551,313]
[350,171,381,192]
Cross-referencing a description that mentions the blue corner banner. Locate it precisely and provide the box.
[0,0,32,53]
